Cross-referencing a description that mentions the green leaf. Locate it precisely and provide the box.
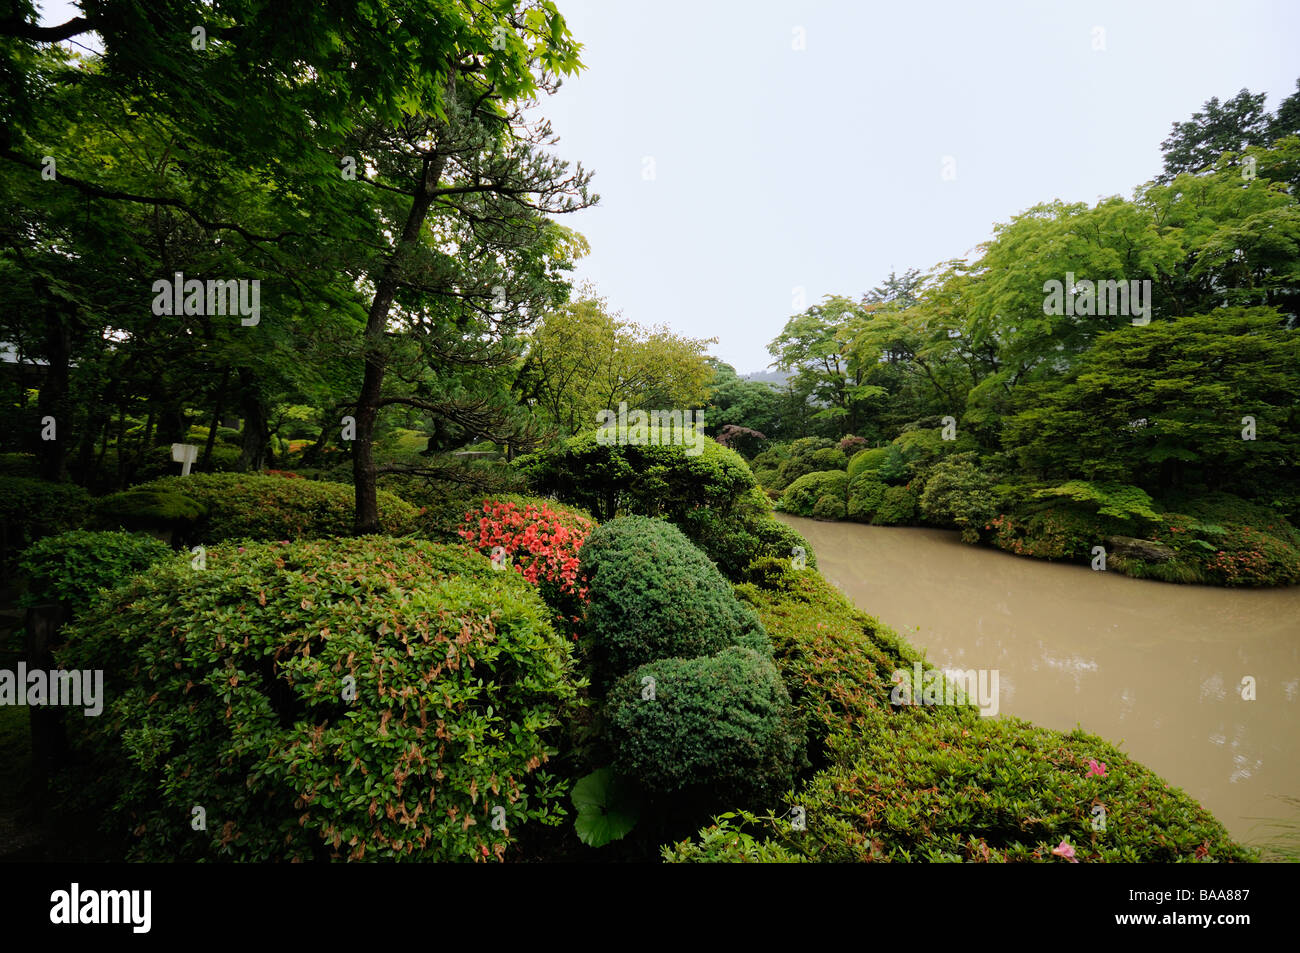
[571,768,639,847]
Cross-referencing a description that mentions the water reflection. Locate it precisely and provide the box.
[780,516,1300,843]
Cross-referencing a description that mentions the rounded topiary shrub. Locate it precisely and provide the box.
[847,474,888,522]
[847,446,890,481]
[778,470,848,518]
[605,646,798,807]
[94,485,208,541]
[102,473,419,543]
[57,537,580,862]
[579,516,770,687]
[873,485,919,525]
[812,493,846,521]
[18,530,174,618]
[809,447,848,471]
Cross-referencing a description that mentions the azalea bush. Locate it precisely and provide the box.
[18,530,174,618]
[459,498,595,636]
[57,537,582,862]
[664,708,1255,863]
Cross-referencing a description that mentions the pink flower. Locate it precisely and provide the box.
[1052,840,1078,863]
[1087,759,1107,778]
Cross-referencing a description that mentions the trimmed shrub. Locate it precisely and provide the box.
[986,505,1128,562]
[753,468,782,493]
[695,566,1256,864]
[18,530,173,618]
[579,516,770,687]
[677,488,817,579]
[847,446,890,481]
[605,646,798,808]
[918,455,1000,535]
[775,437,837,488]
[873,485,918,525]
[751,445,790,474]
[812,494,846,521]
[57,537,581,862]
[847,474,887,522]
[735,568,921,760]
[809,447,848,471]
[0,477,94,564]
[664,707,1255,863]
[741,556,803,593]
[519,431,756,524]
[838,435,868,456]
[94,486,208,540]
[101,474,418,543]
[778,470,848,518]
[748,513,818,572]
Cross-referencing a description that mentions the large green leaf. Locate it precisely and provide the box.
[572,768,639,848]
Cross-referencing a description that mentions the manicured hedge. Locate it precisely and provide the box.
[847,473,887,522]
[661,562,1258,862]
[57,537,581,862]
[18,530,173,618]
[847,446,890,481]
[518,430,756,524]
[579,516,770,687]
[93,485,208,538]
[809,447,847,471]
[774,437,837,490]
[873,484,919,525]
[735,566,921,760]
[778,470,848,518]
[98,473,419,543]
[665,706,1255,862]
[605,646,799,809]
[677,487,817,579]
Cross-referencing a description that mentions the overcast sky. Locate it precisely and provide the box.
[539,0,1299,372]
[40,0,1300,373]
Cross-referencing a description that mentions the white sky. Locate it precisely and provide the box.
[38,0,1300,372]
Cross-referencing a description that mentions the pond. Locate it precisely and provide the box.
[778,515,1300,846]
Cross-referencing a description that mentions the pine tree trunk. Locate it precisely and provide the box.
[353,154,445,534]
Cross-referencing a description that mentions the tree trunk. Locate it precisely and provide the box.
[35,305,71,482]
[201,369,230,469]
[353,154,445,534]
[236,368,270,471]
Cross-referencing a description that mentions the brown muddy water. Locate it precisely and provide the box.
[779,515,1300,847]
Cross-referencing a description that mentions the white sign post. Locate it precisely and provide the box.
[171,443,199,476]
